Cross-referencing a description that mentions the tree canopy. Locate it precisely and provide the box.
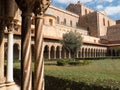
[61,31,83,59]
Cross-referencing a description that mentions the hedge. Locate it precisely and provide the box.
[76,56,120,60]
[45,75,119,90]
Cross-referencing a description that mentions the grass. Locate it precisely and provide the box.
[44,59,120,88]
[5,59,120,88]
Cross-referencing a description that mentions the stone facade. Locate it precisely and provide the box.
[3,2,120,60]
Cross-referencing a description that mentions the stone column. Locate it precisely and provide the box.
[68,51,71,59]
[64,51,66,59]
[34,14,44,90]
[21,11,32,90]
[54,49,56,59]
[0,0,5,84]
[18,46,21,60]
[48,48,51,60]
[0,20,5,83]
[76,51,79,58]
[94,50,96,57]
[7,22,14,82]
[59,48,62,59]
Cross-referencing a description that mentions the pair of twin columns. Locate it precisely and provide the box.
[0,0,50,90]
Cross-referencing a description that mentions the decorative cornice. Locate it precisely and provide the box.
[15,0,35,12]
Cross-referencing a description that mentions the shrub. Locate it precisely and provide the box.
[57,59,70,66]
[68,61,80,65]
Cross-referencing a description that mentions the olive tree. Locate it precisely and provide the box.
[61,31,83,60]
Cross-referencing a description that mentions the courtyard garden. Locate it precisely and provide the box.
[8,59,120,90]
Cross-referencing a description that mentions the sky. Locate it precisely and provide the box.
[51,0,120,20]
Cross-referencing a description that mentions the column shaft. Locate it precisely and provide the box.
[64,51,66,59]
[21,12,32,90]
[59,50,61,59]
[0,0,5,83]
[48,50,50,60]
[0,26,5,83]
[54,50,56,59]
[7,31,14,82]
[34,15,44,90]
[18,48,21,60]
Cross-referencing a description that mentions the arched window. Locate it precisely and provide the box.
[49,19,53,26]
[70,20,72,27]
[76,22,78,28]
[56,16,60,24]
[64,18,66,25]
[108,20,110,26]
[85,9,87,15]
[103,18,105,26]
[87,27,90,35]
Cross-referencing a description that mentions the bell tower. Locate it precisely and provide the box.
[77,0,81,4]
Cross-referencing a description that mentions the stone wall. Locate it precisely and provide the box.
[107,24,120,43]
[116,20,120,24]
[78,12,98,37]
[97,12,116,37]
[66,3,82,15]
[66,3,94,16]
[48,5,79,28]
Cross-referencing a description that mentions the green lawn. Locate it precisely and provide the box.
[11,59,120,89]
[44,59,120,88]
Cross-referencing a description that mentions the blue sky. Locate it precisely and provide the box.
[51,0,120,20]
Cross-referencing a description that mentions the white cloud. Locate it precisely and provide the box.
[80,0,93,3]
[52,0,93,4]
[101,0,113,3]
[104,5,120,15]
[52,0,77,4]
[52,0,113,4]
[96,5,104,10]
[95,0,113,3]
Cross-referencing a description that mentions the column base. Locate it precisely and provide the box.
[0,83,6,90]
[0,77,5,84]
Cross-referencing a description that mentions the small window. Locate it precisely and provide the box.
[64,18,66,25]
[49,19,53,26]
[94,40,96,43]
[85,9,87,15]
[57,16,60,24]
[103,18,105,26]
[70,20,72,27]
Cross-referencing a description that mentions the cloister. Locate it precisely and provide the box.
[3,39,120,61]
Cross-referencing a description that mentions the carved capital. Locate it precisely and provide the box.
[7,21,14,32]
[6,20,18,32]
[33,0,51,15]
